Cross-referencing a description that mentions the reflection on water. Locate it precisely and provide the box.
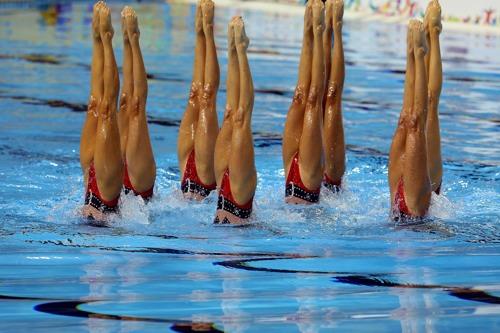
[0,1,499,332]
[392,243,437,333]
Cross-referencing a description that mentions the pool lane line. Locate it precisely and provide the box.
[29,231,204,241]
[0,295,224,332]
[0,53,62,65]
[0,94,87,112]
[216,257,500,305]
[335,275,500,305]
[31,239,307,258]
[35,301,224,332]
[0,93,182,127]
[0,53,186,83]
[214,257,386,277]
[0,294,54,301]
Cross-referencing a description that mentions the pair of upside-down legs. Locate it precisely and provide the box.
[283,0,345,204]
[388,0,443,218]
[213,17,256,224]
[178,0,220,200]
[80,2,155,220]
[283,0,442,217]
[178,0,256,223]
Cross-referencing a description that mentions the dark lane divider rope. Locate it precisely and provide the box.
[216,257,500,305]
[0,295,223,332]
[335,275,500,304]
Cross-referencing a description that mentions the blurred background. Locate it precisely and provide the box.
[1,0,498,29]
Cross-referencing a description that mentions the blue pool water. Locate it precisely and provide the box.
[0,1,499,332]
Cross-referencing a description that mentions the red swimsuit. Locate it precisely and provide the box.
[394,178,435,219]
[324,173,342,193]
[181,150,216,197]
[123,163,154,200]
[214,169,253,224]
[285,152,320,203]
[394,178,411,216]
[85,162,119,213]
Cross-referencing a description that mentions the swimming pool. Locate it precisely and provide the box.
[0,1,499,332]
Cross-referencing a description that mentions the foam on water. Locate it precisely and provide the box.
[34,155,497,245]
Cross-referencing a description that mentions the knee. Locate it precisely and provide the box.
[405,114,418,131]
[223,105,233,121]
[307,86,319,105]
[119,93,128,112]
[397,111,408,129]
[405,114,426,132]
[88,95,98,115]
[189,82,202,101]
[130,96,141,116]
[233,107,245,127]
[202,83,216,102]
[325,83,338,103]
[292,86,306,106]
[99,99,111,118]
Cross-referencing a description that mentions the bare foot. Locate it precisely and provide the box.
[92,1,104,40]
[411,19,427,57]
[424,0,442,34]
[122,6,139,41]
[304,0,313,35]
[195,0,203,35]
[311,0,325,37]
[233,16,249,53]
[332,0,344,30]
[201,0,215,35]
[99,4,114,41]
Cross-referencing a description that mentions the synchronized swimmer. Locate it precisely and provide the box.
[81,2,155,221]
[80,0,443,223]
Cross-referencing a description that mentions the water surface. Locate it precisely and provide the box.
[0,1,499,332]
